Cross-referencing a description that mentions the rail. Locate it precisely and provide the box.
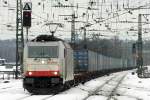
[82,73,127,100]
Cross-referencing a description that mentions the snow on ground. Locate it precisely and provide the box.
[115,71,150,100]
[46,75,116,100]
[0,70,150,100]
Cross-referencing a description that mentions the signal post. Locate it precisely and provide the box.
[23,2,32,41]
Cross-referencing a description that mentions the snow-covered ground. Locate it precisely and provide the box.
[0,70,150,100]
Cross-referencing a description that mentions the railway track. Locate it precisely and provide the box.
[106,74,126,100]
[41,95,55,100]
[1,71,144,100]
[16,95,33,100]
[15,75,119,100]
[82,73,127,100]
[16,94,55,100]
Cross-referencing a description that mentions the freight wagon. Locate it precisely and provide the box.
[74,49,135,73]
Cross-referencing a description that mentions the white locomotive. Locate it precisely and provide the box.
[23,35,74,93]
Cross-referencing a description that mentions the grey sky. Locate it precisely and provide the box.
[0,0,150,40]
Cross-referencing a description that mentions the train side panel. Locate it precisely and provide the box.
[88,50,97,72]
[74,50,88,72]
[74,49,135,73]
[64,42,74,82]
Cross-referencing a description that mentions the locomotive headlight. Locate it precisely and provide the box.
[41,60,45,64]
[54,71,58,75]
[28,72,32,75]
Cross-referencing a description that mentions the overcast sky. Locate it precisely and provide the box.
[0,0,150,40]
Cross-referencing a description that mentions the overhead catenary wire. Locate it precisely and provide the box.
[1,0,150,40]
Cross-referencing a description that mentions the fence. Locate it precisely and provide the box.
[0,71,17,80]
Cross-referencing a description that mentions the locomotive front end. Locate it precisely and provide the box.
[23,42,63,93]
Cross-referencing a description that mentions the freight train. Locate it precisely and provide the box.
[23,35,136,94]
[74,50,135,73]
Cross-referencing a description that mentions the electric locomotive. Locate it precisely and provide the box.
[23,35,74,93]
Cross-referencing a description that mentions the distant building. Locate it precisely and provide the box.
[0,58,6,65]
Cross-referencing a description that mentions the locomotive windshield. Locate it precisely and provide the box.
[28,46,58,58]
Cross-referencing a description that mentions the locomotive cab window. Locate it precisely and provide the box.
[28,46,58,58]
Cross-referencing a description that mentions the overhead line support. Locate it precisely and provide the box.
[16,0,24,79]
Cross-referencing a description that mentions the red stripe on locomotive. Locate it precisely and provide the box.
[25,71,60,77]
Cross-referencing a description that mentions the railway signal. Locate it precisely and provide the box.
[23,2,32,42]
[23,11,31,27]
[132,43,136,54]
[23,2,32,27]
[23,2,32,11]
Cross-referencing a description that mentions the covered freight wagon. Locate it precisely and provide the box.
[74,49,134,73]
[74,49,88,72]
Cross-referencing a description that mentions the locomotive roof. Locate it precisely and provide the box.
[31,35,64,42]
[29,35,72,49]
